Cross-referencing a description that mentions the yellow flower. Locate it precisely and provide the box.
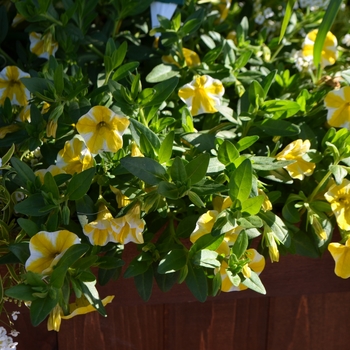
[302,29,338,67]
[0,66,30,106]
[130,142,144,157]
[83,204,119,246]
[46,118,58,138]
[29,32,58,59]
[25,230,81,274]
[178,75,225,116]
[190,196,242,245]
[17,105,31,122]
[276,139,316,180]
[76,106,130,154]
[35,165,66,183]
[328,238,350,279]
[324,179,350,231]
[12,13,25,27]
[215,0,231,23]
[220,249,265,292]
[162,48,201,68]
[258,189,272,212]
[113,204,145,244]
[0,124,20,139]
[263,223,279,263]
[109,186,131,208]
[56,135,94,175]
[48,295,115,332]
[324,86,350,129]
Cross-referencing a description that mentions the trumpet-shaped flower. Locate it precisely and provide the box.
[0,66,30,106]
[83,204,119,246]
[29,32,58,59]
[215,0,231,23]
[276,139,315,180]
[76,106,130,154]
[162,48,201,68]
[324,86,350,129]
[190,196,242,245]
[17,105,31,122]
[47,295,115,332]
[0,124,20,139]
[324,179,350,231]
[328,238,350,279]
[178,75,225,116]
[113,205,145,244]
[56,135,94,175]
[302,29,338,67]
[220,249,265,292]
[25,230,80,274]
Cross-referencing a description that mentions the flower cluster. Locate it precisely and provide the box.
[1,0,350,338]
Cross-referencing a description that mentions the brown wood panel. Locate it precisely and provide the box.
[57,303,164,350]
[267,291,350,350]
[164,298,270,350]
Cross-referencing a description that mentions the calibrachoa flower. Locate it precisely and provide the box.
[178,75,225,116]
[56,135,94,175]
[25,230,80,274]
[83,204,119,246]
[162,48,201,68]
[0,125,20,139]
[0,66,30,106]
[301,29,338,67]
[190,196,242,245]
[276,139,316,180]
[215,0,231,23]
[113,205,145,244]
[76,106,130,154]
[47,295,114,332]
[17,105,30,122]
[324,86,350,129]
[29,32,58,59]
[219,248,265,292]
[0,326,17,349]
[328,238,350,279]
[324,179,350,231]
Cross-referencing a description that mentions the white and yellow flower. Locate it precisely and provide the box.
[178,75,225,116]
[56,135,94,175]
[29,32,58,59]
[76,106,130,154]
[302,29,338,68]
[328,238,350,279]
[83,204,119,246]
[219,248,265,292]
[25,230,80,274]
[48,295,115,332]
[324,86,350,129]
[276,139,316,180]
[162,48,201,68]
[324,179,350,231]
[0,66,30,106]
[113,204,145,245]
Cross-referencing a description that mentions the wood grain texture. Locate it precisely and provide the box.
[57,304,164,350]
[164,298,269,350]
[267,291,350,350]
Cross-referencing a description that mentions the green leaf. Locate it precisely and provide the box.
[143,77,179,107]
[256,119,300,136]
[185,263,207,302]
[121,157,166,185]
[234,50,252,69]
[189,233,225,254]
[158,249,187,274]
[129,118,161,151]
[146,64,180,83]
[112,41,127,69]
[54,64,64,95]
[157,181,182,199]
[66,167,95,200]
[330,165,348,185]
[112,62,139,81]
[313,0,342,69]
[263,100,300,119]
[50,244,89,289]
[1,143,15,166]
[5,284,36,301]
[249,80,265,106]
[236,136,259,152]
[241,196,264,215]
[159,131,174,164]
[11,157,36,188]
[134,265,153,301]
[8,243,30,264]
[229,159,252,203]
[261,70,277,98]
[78,280,107,317]
[241,270,266,294]
[193,250,220,269]
[17,218,39,237]
[230,230,248,258]
[0,6,8,44]
[20,77,54,96]
[43,171,60,199]
[185,153,210,185]
[251,156,295,171]
[14,193,50,216]
[124,253,152,278]
[30,293,58,327]
[154,269,179,292]
[279,0,296,43]
[218,140,239,166]
[170,157,187,183]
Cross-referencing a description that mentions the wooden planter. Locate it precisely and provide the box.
[3,249,350,350]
